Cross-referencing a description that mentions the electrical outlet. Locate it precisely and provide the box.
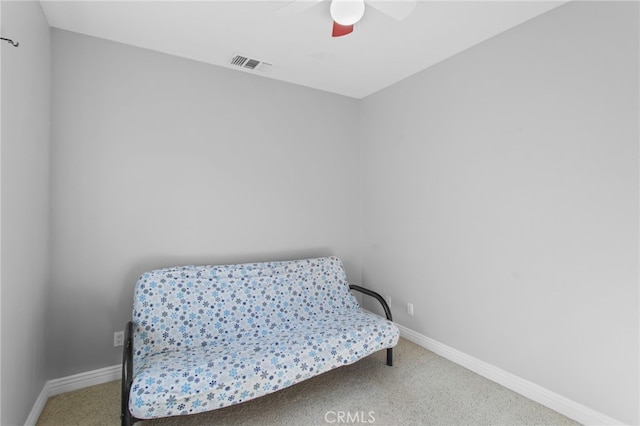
[114,331,124,347]
[407,303,414,316]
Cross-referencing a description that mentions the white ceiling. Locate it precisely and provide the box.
[39,0,567,99]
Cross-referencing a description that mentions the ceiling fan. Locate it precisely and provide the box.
[275,0,417,37]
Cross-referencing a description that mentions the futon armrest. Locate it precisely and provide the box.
[349,285,395,366]
[349,284,393,322]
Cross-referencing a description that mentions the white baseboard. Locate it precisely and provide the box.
[23,386,49,426]
[46,364,120,397]
[396,323,625,426]
[25,364,120,426]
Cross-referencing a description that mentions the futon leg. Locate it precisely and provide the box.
[387,348,393,366]
[121,321,137,426]
[121,412,132,426]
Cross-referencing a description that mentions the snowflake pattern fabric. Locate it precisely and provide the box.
[130,256,399,420]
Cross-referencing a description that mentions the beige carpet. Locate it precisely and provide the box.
[37,338,579,425]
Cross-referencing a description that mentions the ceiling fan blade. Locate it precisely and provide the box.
[274,0,324,18]
[332,21,354,37]
[367,0,416,21]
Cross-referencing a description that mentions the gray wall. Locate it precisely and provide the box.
[49,29,361,377]
[360,2,638,424]
[1,1,51,424]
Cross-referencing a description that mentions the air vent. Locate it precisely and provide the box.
[230,54,248,67]
[229,53,272,73]
[244,59,260,70]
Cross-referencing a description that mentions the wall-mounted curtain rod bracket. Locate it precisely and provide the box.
[1,37,19,47]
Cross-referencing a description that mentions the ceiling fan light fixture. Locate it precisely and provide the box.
[330,0,365,26]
